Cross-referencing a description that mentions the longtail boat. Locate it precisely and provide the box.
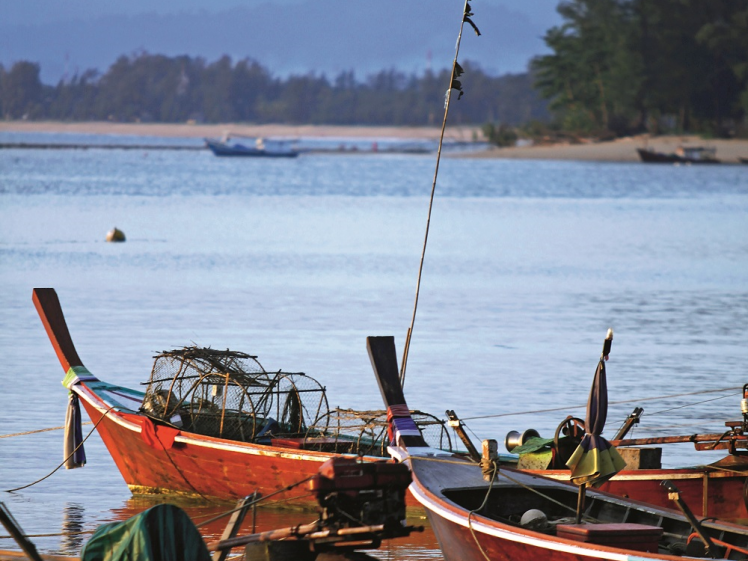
[32,288,453,506]
[444,347,748,523]
[34,287,748,519]
[369,335,748,561]
[486,396,748,522]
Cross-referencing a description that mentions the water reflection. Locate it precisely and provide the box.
[90,497,443,561]
[59,502,86,555]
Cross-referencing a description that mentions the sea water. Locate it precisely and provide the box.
[1,135,747,558]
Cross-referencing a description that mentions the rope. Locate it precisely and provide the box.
[0,529,95,540]
[0,422,92,439]
[461,386,742,421]
[4,406,115,493]
[151,431,218,505]
[499,470,598,523]
[400,0,477,388]
[646,391,740,416]
[467,461,499,561]
[195,475,314,528]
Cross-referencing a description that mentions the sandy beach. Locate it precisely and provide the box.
[2,121,747,163]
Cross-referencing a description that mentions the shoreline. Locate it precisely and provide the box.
[2,121,747,163]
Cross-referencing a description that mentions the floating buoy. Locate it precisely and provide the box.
[106,227,126,242]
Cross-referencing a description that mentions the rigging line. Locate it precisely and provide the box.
[0,422,93,439]
[645,391,740,416]
[461,386,741,421]
[400,0,474,388]
[4,406,115,493]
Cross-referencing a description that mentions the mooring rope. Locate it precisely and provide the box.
[3,406,115,493]
[194,475,316,528]
[0,422,93,439]
[467,461,499,561]
[400,0,480,388]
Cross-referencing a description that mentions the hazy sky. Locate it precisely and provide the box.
[2,0,562,27]
[0,0,564,83]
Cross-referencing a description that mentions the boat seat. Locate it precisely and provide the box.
[556,523,663,552]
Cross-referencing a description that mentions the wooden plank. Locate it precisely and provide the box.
[366,336,427,448]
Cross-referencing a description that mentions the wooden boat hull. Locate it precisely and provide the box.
[636,148,720,164]
[76,376,748,517]
[366,335,748,561]
[73,380,414,506]
[536,464,748,523]
[420,491,671,561]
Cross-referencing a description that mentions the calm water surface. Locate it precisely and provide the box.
[1,136,747,558]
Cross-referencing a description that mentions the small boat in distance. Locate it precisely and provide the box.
[205,133,299,157]
[637,146,720,164]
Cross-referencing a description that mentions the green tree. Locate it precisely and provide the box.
[534,0,748,136]
[1,61,44,119]
[532,0,642,134]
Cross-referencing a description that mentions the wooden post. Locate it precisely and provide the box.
[575,485,586,525]
[0,503,44,561]
[481,439,498,481]
[446,410,480,463]
[212,495,255,561]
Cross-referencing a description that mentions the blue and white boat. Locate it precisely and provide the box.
[205,134,299,158]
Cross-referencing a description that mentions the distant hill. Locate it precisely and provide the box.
[0,0,555,85]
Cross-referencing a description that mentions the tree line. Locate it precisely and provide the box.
[0,54,549,127]
[2,0,745,138]
[532,0,748,137]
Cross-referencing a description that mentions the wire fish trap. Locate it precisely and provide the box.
[301,408,453,456]
[140,346,329,442]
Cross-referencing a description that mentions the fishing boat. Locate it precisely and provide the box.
[32,288,453,506]
[507,415,748,523]
[636,146,720,164]
[204,134,299,157]
[368,335,748,561]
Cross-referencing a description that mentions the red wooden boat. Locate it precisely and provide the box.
[498,411,748,522]
[33,288,452,507]
[368,335,748,561]
[34,288,748,521]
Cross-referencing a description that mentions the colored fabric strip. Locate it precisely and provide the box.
[387,404,410,421]
[63,365,99,389]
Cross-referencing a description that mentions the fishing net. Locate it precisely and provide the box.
[301,408,453,456]
[140,346,452,456]
[140,346,328,442]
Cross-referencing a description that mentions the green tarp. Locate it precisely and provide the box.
[81,504,210,561]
